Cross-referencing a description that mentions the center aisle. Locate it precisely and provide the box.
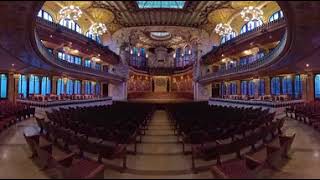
[105,110,213,178]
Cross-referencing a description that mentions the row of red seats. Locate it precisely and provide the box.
[287,101,320,129]
[0,101,35,132]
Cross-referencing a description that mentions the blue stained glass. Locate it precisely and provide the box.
[96,82,100,95]
[74,80,81,94]
[29,75,40,95]
[294,75,302,99]
[282,76,292,95]
[137,1,185,9]
[241,81,248,95]
[258,79,265,96]
[18,75,27,98]
[0,74,7,98]
[271,77,280,95]
[66,79,74,95]
[57,78,65,95]
[248,80,255,96]
[315,75,320,99]
[41,77,51,96]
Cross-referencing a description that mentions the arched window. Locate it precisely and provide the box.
[0,74,7,98]
[59,19,82,34]
[258,79,265,96]
[269,10,284,22]
[18,75,27,98]
[315,74,320,99]
[95,82,101,96]
[241,81,248,95]
[74,80,81,94]
[29,75,40,95]
[282,76,292,95]
[294,75,302,99]
[66,79,74,95]
[230,82,237,95]
[240,19,263,34]
[57,78,65,95]
[41,77,51,96]
[220,31,237,44]
[37,9,53,22]
[271,77,280,95]
[248,80,255,96]
[86,31,102,44]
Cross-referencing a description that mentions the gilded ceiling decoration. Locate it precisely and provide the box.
[207,8,236,25]
[59,1,93,9]
[230,1,261,9]
[86,7,115,23]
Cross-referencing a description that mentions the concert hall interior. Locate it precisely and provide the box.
[0,1,320,179]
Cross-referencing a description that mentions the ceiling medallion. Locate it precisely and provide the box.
[89,23,108,36]
[59,5,83,21]
[214,23,232,36]
[240,6,263,22]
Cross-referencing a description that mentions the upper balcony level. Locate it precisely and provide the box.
[202,17,286,65]
[35,17,120,65]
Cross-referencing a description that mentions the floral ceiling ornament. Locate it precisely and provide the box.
[59,5,83,21]
[214,23,233,36]
[240,6,264,22]
[89,22,108,36]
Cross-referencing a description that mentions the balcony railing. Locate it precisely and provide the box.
[35,17,119,62]
[200,30,287,81]
[202,17,286,63]
[34,32,125,82]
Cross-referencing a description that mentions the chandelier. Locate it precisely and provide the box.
[214,23,233,36]
[89,23,107,36]
[240,6,263,22]
[59,5,83,21]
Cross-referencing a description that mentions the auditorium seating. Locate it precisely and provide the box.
[0,100,35,132]
[166,102,289,173]
[287,101,320,129]
[32,102,154,173]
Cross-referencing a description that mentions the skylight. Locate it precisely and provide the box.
[137,1,185,9]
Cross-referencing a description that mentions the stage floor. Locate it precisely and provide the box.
[126,98,195,104]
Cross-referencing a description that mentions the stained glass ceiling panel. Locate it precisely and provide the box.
[137,1,185,9]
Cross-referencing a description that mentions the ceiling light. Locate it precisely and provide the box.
[59,5,82,21]
[71,49,79,54]
[89,22,107,36]
[214,23,233,36]
[92,57,101,62]
[221,58,226,63]
[240,6,263,22]
[63,46,71,53]
[306,64,310,67]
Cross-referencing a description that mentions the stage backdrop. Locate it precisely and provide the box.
[153,76,168,92]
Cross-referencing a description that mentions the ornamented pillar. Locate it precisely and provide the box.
[306,73,315,102]
[81,80,86,95]
[264,76,271,96]
[8,72,19,103]
[254,79,259,98]
[236,80,241,95]
[51,76,58,94]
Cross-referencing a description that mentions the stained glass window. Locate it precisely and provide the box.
[38,9,53,22]
[282,76,292,95]
[41,77,51,96]
[294,75,302,99]
[240,19,263,34]
[241,81,248,95]
[230,82,237,95]
[96,82,100,96]
[74,80,81,94]
[18,75,27,98]
[258,79,265,96]
[221,31,237,44]
[66,79,74,95]
[271,77,280,95]
[29,75,40,95]
[59,19,82,33]
[269,10,284,22]
[137,1,185,9]
[248,80,255,96]
[315,74,320,99]
[0,74,7,98]
[86,31,102,44]
[57,78,65,95]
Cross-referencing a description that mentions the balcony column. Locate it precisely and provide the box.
[81,80,86,95]
[264,77,271,96]
[8,72,19,103]
[254,79,259,99]
[51,76,58,94]
[302,73,315,102]
[236,80,241,95]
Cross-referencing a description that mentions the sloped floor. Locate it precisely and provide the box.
[1,110,320,178]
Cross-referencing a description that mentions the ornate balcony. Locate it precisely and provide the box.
[34,32,125,82]
[35,17,119,64]
[202,17,287,65]
[199,30,287,83]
